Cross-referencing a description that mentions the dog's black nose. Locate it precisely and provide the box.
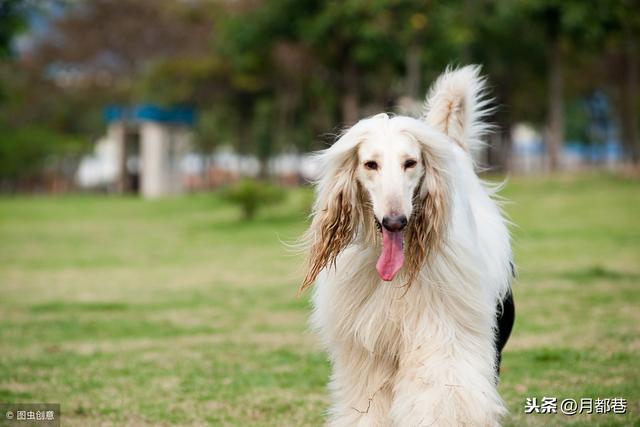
[382,215,407,232]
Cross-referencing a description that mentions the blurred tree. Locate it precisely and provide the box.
[211,0,470,158]
[468,0,640,170]
[0,124,84,192]
[301,0,402,124]
[537,0,640,166]
[0,0,219,190]
[30,0,215,101]
[607,0,640,164]
[3,0,638,191]
[468,0,547,170]
[0,0,25,58]
[0,0,26,103]
[506,0,640,170]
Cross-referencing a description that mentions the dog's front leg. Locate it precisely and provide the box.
[326,344,395,427]
[389,337,506,427]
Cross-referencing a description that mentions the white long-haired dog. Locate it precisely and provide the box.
[299,66,515,427]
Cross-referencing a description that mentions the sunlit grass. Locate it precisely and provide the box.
[0,174,638,426]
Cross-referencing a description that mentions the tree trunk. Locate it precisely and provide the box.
[494,110,514,173]
[341,63,360,125]
[621,34,639,165]
[406,43,421,99]
[547,37,564,171]
[203,153,212,190]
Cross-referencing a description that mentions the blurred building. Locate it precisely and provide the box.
[76,105,195,198]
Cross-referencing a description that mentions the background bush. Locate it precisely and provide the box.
[222,179,286,220]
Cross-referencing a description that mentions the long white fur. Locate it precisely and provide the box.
[308,66,513,426]
[424,65,494,158]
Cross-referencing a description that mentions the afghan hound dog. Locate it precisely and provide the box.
[299,66,515,427]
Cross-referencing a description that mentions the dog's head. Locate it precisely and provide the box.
[299,66,491,293]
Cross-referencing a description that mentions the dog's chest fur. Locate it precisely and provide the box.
[313,245,437,357]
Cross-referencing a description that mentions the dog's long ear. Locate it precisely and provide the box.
[423,65,492,154]
[404,147,450,287]
[298,129,369,295]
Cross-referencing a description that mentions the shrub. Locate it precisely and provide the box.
[222,179,286,220]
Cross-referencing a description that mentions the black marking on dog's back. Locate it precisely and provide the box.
[495,263,516,378]
[495,291,514,371]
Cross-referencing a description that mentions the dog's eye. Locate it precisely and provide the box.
[364,161,378,171]
[404,159,418,169]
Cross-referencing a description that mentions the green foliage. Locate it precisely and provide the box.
[222,179,287,220]
[0,126,86,184]
[0,0,26,104]
[2,0,638,182]
[565,100,590,143]
[0,0,26,59]
[0,127,49,181]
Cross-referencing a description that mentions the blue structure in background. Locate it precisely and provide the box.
[563,142,623,162]
[104,104,197,126]
[101,104,196,198]
[510,91,624,172]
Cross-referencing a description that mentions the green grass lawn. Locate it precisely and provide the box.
[0,174,638,426]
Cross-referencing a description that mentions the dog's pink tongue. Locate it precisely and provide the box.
[376,229,404,281]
